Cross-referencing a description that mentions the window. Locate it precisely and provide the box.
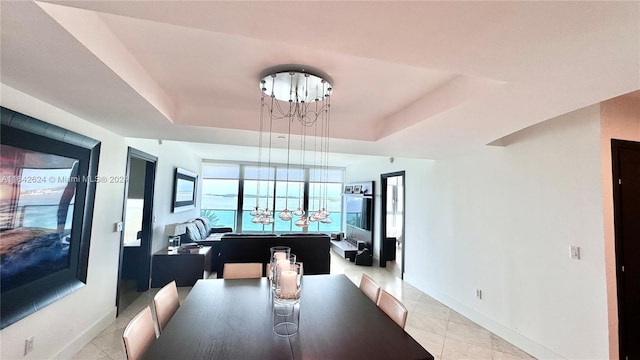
[308,182,342,232]
[241,179,274,232]
[200,165,240,231]
[201,162,344,233]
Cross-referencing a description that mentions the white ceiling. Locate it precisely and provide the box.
[1,1,638,163]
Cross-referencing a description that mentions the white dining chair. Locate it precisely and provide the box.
[223,262,263,279]
[123,306,157,360]
[153,280,180,334]
[377,290,408,329]
[359,274,380,303]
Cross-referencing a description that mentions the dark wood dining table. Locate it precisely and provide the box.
[143,274,433,360]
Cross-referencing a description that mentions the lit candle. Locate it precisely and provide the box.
[276,259,290,278]
[280,270,297,297]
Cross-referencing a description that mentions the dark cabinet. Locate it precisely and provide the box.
[383,237,396,261]
[151,246,212,287]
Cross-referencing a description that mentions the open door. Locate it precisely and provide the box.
[612,139,640,360]
[116,148,157,316]
[380,171,405,279]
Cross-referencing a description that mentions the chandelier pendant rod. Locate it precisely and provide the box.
[298,115,307,224]
[286,72,296,210]
[255,92,266,211]
[262,84,276,226]
[312,99,319,217]
[324,91,331,212]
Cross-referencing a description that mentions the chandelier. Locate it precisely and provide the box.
[250,66,333,228]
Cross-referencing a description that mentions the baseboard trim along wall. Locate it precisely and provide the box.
[53,307,117,360]
[404,274,564,360]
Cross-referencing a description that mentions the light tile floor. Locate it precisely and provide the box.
[331,253,535,360]
[72,252,535,360]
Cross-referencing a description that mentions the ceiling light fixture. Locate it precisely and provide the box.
[250,66,333,228]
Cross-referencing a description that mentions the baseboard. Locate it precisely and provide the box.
[403,274,564,360]
[53,307,117,360]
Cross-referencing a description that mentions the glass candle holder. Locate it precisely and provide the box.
[273,300,300,337]
[274,263,301,302]
[269,246,291,284]
[272,254,296,290]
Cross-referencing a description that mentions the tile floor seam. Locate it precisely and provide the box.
[96,347,110,360]
[440,316,451,358]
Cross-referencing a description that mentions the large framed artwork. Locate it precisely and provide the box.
[172,167,197,212]
[0,107,100,329]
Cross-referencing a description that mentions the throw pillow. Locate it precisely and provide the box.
[193,219,208,239]
[198,216,211,230]
[185,223,201,242]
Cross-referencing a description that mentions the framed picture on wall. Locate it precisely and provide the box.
[1,106,101,329]
[173,167,197,212]
[353,185,362,194]
[344,185,353,194]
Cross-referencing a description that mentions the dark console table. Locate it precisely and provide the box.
[151,246,212,288]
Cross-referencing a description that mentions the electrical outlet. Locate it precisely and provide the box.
[476,288,482,299]
[570,245,580,260]
[24,337,34,356]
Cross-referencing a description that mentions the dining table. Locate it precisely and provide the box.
[143,274,434,360]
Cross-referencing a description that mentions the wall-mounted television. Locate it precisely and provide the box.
[345,195,372,231]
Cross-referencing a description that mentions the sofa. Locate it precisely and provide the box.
[217,233,331,278]
[164,219,331,277]
[164,217,231,271]
[164,217,231,243]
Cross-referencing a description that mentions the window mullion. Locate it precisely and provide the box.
[237,165,245,232]
[303,168,310,233]
[270,166,277,232]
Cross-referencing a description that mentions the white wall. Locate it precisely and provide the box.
[0,85,127,359]
[124,139,201,254]
[345,157,434,262]
[0,86,202,359]
[347,105,609,359]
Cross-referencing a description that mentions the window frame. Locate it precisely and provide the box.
[201,161,344,233]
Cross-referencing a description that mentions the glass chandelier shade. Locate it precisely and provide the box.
[278,209,293,221]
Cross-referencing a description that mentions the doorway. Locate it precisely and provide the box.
[380,171,405,279]
[612,139,640,360]
[116,148,157,316]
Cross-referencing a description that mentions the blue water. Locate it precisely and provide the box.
[0,204,73,292]
[19,205,74,229]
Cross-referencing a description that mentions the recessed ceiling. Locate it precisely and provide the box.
[1,1,638,160]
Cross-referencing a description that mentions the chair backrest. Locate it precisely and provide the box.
[359,274,380,303]
[223,263,263,279]
[123,306,157,360]
[153,280,180,334]
[377,290,408,329]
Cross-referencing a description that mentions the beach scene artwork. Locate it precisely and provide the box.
[0,144,78,293]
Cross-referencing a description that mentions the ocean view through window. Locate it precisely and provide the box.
[201,163,344,233]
